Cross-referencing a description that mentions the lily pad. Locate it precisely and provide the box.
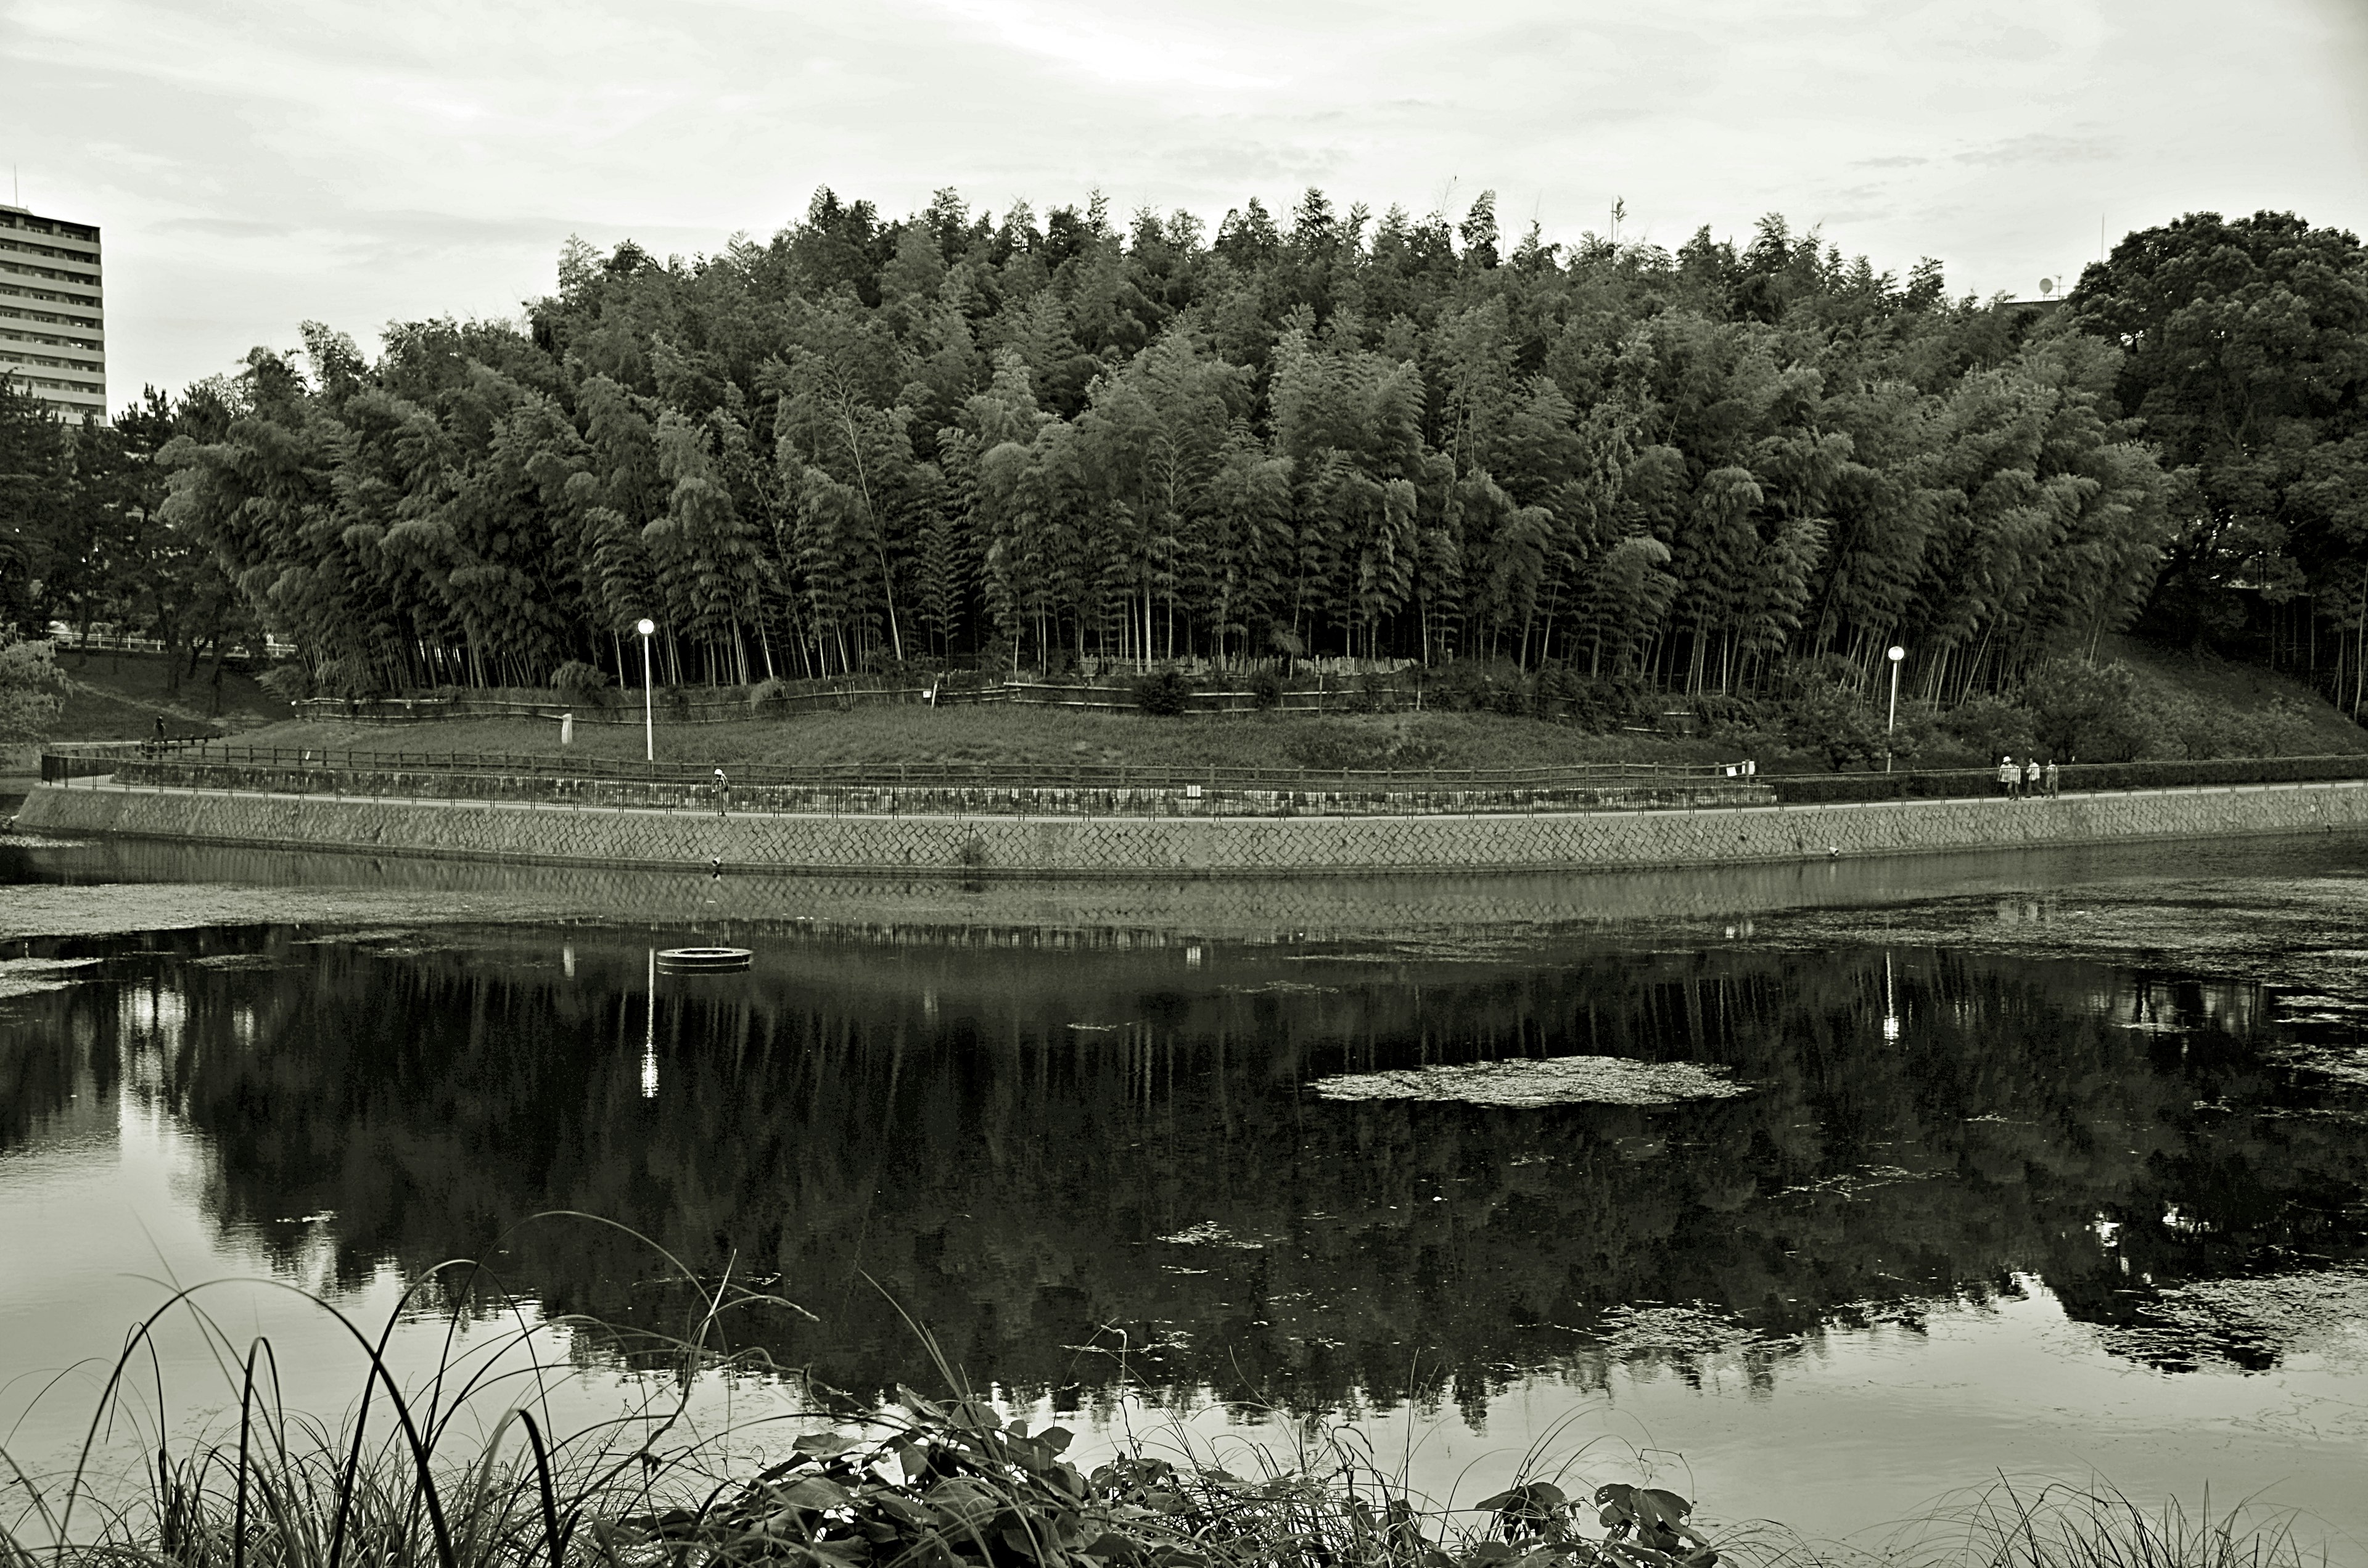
[1312,1054,1751,1109]
[0,956,104,1000]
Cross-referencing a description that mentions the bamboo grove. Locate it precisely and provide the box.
[69,191,2358,704]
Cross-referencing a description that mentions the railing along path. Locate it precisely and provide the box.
[39,739,1769,819]
[40,742,2368,819]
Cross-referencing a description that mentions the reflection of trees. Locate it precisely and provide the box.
[14,928,2368,1405]
[0,980,115,1153]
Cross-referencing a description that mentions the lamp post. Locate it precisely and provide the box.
[636,618,657,763]
[1885,644,1906,772]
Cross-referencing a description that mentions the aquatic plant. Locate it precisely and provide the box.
[0,1226,2329,1568]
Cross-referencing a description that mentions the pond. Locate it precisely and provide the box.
[4,834,2368,1559]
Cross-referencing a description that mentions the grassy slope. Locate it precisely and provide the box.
[228,705,1744,774]
[2099,633,2368,753]
[4,649,278,784]
[31,636,2366,780]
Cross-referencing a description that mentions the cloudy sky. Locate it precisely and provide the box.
[6,0,2366,404]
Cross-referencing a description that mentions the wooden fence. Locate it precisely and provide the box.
[284,679,1436,724]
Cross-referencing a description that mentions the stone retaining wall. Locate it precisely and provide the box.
[20,777,2368,879]
[105,759,1776,818]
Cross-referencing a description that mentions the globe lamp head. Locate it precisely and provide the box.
[635,618,656,636]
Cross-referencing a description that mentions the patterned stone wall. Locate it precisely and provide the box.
[21,778,2368,879]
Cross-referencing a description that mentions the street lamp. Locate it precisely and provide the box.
[636,618,657,763]
[1885,644,1906,773]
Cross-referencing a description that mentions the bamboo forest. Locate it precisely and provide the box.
[8,196,2366,708]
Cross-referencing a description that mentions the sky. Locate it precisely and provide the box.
[6,0,2366,406]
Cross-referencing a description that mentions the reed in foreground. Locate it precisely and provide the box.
[0,1232,2331,1568]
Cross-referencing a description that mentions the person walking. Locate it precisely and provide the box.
[2025,757,2042,799]
[2045,757,2060,797]
[1999,754,2018,801]
[712,766,730,817]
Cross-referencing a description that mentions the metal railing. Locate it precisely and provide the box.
[38,740,1775,819]
[1760,754,2368,804]
[286,679,1450,724]
[41,742,2368,819]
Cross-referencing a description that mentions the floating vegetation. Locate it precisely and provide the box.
[1312,1054,1751,1109]
[187,952,286,970]
[1156,1221,1265,1248]
[2264,1041,2368,1088]
[0,954,103,999]
[289,927,422,945]
[2100,1263,2368,1369]
[1585,1303,1764,1361]
[1779,1164,1945,1201]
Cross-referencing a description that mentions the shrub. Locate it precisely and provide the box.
[1774,675,1888,770]
[0,636,67,741]
[1133,667,1193,716]
[749,676,795,715]
[1248,667,1284,709]
[255,660,313,705]
[1484,679,1530,717]
[310,655,380,700]
[2019,657,2144,762]
[1941,695,2039,764]
[1425,660,1493,713]
[551,658,612,705]
[1687,691,1760,736]
[1585,675,1658,733]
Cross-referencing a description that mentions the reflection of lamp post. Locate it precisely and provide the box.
[636,618,657,763]
[641,946,659,1098]
[1885,644,1906,772]
[1883,950,1901,1041]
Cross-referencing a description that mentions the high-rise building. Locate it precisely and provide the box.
[0,202,106,420]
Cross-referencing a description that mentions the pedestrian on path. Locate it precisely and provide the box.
[2025,757,2042,798]
[2045,758,2060,797]
[1999,755,2019,800]
[713,766,730,817]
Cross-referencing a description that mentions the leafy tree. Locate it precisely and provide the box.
[1,187,2236,729]
[2068,211,2368,660]
[0,634,65,741]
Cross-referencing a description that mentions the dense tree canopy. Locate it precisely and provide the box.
[29,194,2368,713]
[2067,211,2368,697]
[1,372,251,707]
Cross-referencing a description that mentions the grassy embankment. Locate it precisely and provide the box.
[229,705,1744,777]
[25,638,2368,784]
[1,650,275,792]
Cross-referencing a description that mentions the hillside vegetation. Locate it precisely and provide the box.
[205,633,2364,777]
[9,202,2364,789]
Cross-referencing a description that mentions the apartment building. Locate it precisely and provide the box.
[0,202,105,420]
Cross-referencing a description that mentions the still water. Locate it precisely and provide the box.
[4,837,2368,1557]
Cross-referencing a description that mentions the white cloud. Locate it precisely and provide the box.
[1,0,2361,398]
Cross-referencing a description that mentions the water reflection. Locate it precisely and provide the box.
[6,921,2364,1419]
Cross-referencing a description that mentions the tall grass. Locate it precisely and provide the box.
[1894,1482,2331,1568]
[0,1229,2335,1568]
